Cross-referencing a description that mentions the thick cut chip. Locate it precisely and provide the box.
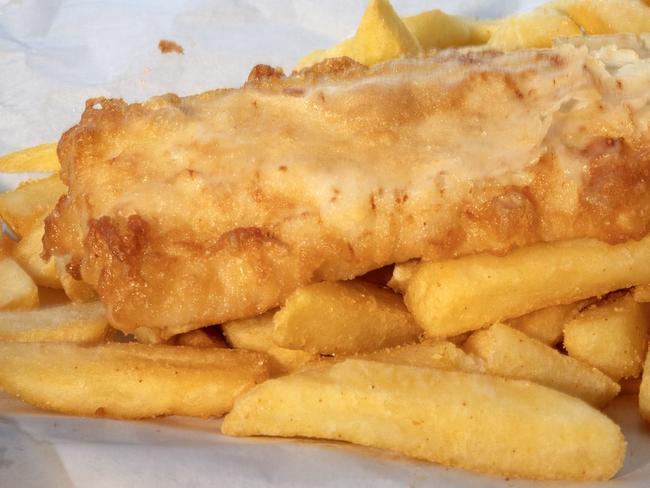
[0,342,270,419]
[551,0,650,34]
[506,301,585,346]
[564,293,649,381]
[405,236,650,338]
[224,311,314,376]
[273,281,421,355]
[223,359,625,481]
[402,10,489,50]
[353,0,421,65]
[314,340,483,373]
[0,257,38,310]
[359,340,481,372]
[0,143,59,172]
[0,301,108,344]
[0,174,65,238]
[173,327,226,348]
[295,0,420,69]
[487,9,581,50]
[464,323,619,406]
[13,221,60,289]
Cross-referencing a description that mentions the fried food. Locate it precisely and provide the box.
[314,339,484,373]
[223,359,625,481]
[487,9,581,50]
[506,302,585,345]
[0,143,59,172]
[633,283,650,302]
[551,0,650,34]
[464,323,620,406]
[12,221,60,289]
[0,342,270,418]
[403,10,490,49]
[564,293,650,381]
[0,174,65,238]
[406,236,650,338]
[295,0,420,70]
[0,257,39,310]
[222,311,315,376]
[0,301,108,344]
[272,281,421,355]
[43,36,650,337]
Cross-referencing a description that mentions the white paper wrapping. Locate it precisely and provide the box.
[1,1,649,486]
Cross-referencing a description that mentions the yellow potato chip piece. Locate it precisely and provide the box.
[223,359,625,481]
[296,0,420,70]
[0,301,108,344]
[223,311,314,376]
[403,10,489,49]
[0,174,65,238]
[551,0,650,34]
[0,143,59,172]
[0,257,39,310]
[0,342,270,419]
[488,9,582,50]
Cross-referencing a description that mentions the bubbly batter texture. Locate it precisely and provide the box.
[45,35,650,337]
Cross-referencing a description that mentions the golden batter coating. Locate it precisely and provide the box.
[45,35,650,337]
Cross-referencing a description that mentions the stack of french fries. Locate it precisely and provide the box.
[3,0,650,482]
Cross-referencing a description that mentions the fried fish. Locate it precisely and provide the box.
[45,35,650,338]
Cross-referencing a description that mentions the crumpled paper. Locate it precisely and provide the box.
[1,1,649,487]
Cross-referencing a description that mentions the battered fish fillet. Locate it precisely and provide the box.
[44,35,650,338]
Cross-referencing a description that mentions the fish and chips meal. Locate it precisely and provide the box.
[4,0,650,482]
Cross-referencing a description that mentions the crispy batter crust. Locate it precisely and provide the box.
[45,36,650,336]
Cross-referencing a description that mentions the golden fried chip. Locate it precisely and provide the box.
[564,293,649,381]
[295,0,420,69]
[487,9,581,50]
[0,143,59,172]
[551,0,650,34]
[307,339,482,373]
[273,281,421,355]
[406,236,650,338]
[506,301,586,346]
[223,359,625,481]
[0,301,108,344]
[223,311,314,375]
[0,342,270,419]
[0,257,39,310]
[403,10,490,49]
[464,323,620,406]
[0,174,65,238]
